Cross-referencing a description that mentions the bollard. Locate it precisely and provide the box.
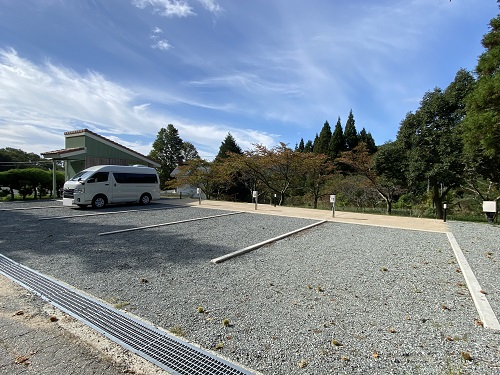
[443,203,447,222]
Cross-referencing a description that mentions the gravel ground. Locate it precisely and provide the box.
[1,199,499,374]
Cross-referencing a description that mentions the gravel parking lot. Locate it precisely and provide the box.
[1,199,499,374]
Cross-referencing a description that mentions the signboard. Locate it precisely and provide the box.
[196,188,201,195]
[483,201,497,213]
[330,195,336,204]
[252,191,258,198]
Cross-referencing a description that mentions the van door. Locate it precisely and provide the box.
[85,172,111,203]
[112,172,138,203]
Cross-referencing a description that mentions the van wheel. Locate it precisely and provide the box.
[139,193,151,205]
[92,195,107,209]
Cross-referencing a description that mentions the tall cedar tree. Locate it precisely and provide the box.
[344,110,358,150]
[359,128,377,154]
[313,120,332,154]
[463,7,500,183]
[215,133,243,161]
[304,140,314,153]
[149,124,184,187]
[297,138,305,152]
[328,117,345,159]
[312,134,319,151]
[215,133,248,201]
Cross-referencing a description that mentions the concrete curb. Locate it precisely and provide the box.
[211,220,327,264]
[447,232,500,330]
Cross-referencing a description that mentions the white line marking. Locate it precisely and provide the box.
[98,211,245,236]
[211,220,327,264]
[447,232,500,330]
[0,205,63,211]
[39,206,181,220]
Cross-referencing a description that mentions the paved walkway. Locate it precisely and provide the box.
[184,199,449,233]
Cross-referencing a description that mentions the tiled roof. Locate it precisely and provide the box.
[41,147,85,156]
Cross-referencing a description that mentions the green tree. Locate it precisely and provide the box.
[214,133,248,201]
[303,139,314,153]
[359,128,377,154]
[395,69,475,218]
[463,9,500,183]
[328,117,345,159]
[313,120,332,155]
[0,148,44,171]
[182,142,199,161]
[148,124,184,187]
[297,138,305,152]
[344,110,358,150]
[0,168,58,200]
[215,133,243,161]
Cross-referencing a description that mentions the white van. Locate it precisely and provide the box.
[62,165,160,208]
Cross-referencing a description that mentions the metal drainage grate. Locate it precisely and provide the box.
[0,254,254,375]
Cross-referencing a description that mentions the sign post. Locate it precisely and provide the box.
[330,194,336,217]
[483,201,497,223]
[443,203,447,222]
[253,191,258,210]
[197,188,201,205]
[274,193,277,207]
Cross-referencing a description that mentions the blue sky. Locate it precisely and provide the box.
[0,0,498,159]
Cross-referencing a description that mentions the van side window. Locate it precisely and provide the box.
[91,172,109,183]
[113,173,158,184]
[113,173,127,184]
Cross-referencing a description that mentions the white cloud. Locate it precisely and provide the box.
[150,27,163,38]
[0,48,275,157]
[197,0,223,15]
[151,39,172,50]
[131,0,195,17]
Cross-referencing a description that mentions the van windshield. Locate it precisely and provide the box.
[69,171,95,181]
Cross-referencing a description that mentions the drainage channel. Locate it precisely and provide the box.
[0,254,255,375]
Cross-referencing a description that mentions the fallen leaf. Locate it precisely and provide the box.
[461,351,473,361]
[15,356,30,365]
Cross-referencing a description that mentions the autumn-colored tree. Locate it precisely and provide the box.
[167,158,233,200]
[337,143,402,214]
[229,143,302,205]
[296,152,335,208]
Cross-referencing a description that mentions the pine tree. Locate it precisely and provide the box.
[304,140,314,153]
[328,117,345,159]
[359,128,377,154]
[297,138,305,152]
[344,110,358,150]
[149,124,184,187]
[216,133,243,161]
[313,120,332,155]
[312,133,319,152]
